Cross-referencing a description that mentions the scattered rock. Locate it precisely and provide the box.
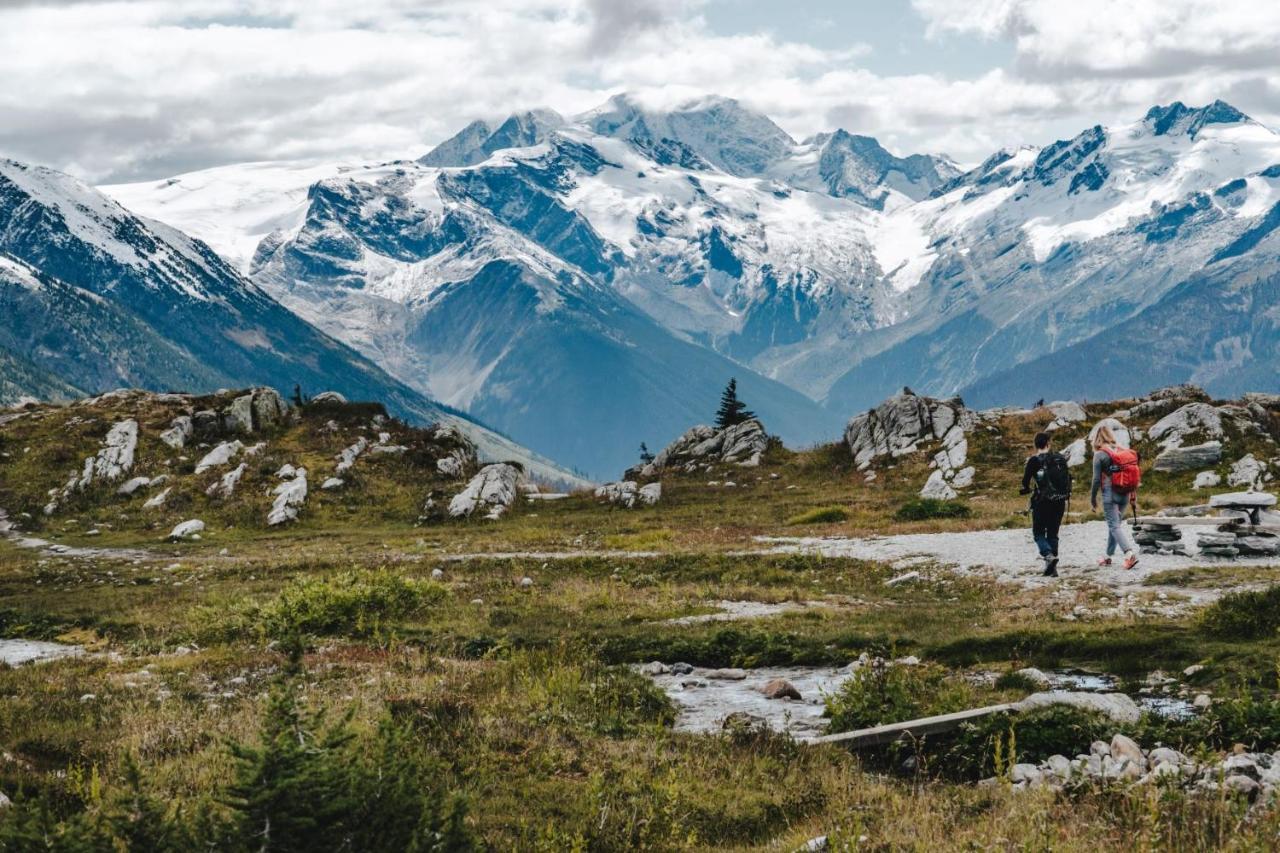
[206,463,247,499]
[116,475,152,496]
[335,437,369,475]
[321,477,344,490]
[1193,471,1222,490]
[431,568,445,581]
[168,519,205,540]
[1228,454,1266,489]
[759,678,802,700]
[160,415,193,449]
[267,467,308,526]
[143,487,171,509]
[194,440,243,474]
[449,463,522,520]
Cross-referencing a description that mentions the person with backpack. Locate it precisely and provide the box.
[1090,423,1141,570]
[1021,431,1071,577]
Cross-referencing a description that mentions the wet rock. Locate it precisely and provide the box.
[759,678,801,700]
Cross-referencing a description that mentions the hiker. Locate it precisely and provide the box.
[1089,424,1141,569]
[1020,431,1070,576]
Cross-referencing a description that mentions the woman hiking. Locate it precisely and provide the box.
[1089,424,1141,569]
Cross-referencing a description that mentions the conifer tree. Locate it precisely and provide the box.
[639,442,654,464]
[714,378,754,429]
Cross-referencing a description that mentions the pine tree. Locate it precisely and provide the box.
[639,442,654,464]
[714,378,754,429]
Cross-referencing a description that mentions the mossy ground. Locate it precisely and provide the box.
[3,394,1280,848]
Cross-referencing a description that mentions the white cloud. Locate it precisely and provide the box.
[0,0,1278,182]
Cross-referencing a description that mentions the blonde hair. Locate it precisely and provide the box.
[1093,424,1118,450]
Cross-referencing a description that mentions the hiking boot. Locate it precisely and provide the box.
[1123,553,1140,570]
[1097,557,1113,567]
[1042,555,1060,577]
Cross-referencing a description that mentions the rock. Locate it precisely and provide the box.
[638,661,669,676]
[721,711,769,735]
[85,420,138,485]
[845,389,975,470]
[160,415,193,449]
[1015,667,1052,687]
[1153,441,1222,473]
[1149,403,1224,449]
[670,662,694,675]
[1194,693,1212,710]
[1091,740,1111,758]
[250,387,288,430]
[1183,664,1205,677]
[951,466,976,488]
[0,791,9,809]
[705,668,748,680]
[1110,734,1147,768]
[1045,754,1073,780]
[1088,418,1131,449]
[920,469,957,500]
[1018,691,1141,724]
[1225,775,1259,796]
[436,450,468,478]
[1063,438,1087,467]
[311,391,347,404]
[759,678,801,700]
[194,440,243,474]
[596,480,640,507]
[117,476,151,496]
[520,576,533,588]
[430,568,445,581]
[335,437,369,475]
[268,467,307,526]
[142,487,171,509]
[884,570,921,586]
[1046,401,1087,423]
[449,463,522,520]
[206,463,247,499]
[1223,754,1259,779]
[638,482,662,505]
[321,477,344,490]
[225,394,255,433]
[1209,491,1276,508]
[168,519,205,540]
[800,834,829,852]
[637,419,771,478]
[191,409,220,436]
[1193,471,1221,490]
[1011,763,1043,785]
[1228,454,1266,489]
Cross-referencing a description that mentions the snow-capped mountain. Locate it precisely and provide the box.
[103,95,1280,474]
[0,158,588,488]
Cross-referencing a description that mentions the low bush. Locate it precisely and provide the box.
[785,506,849,525]
[824,659,977,733]
[893,498,972,522]
[1199,585,1280,640]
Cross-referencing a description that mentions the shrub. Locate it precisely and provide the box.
[1199,586,1280,639]
[893,498,972,522]
[825,659,976,733]
[785,506,849,525]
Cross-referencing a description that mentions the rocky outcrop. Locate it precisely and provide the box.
[630,418,771,479]
[335,437,368,475]
[1149,403,1223,449]
[448,463,522,520]
[1088,417,1131,449]
[160,415,192,449]
[311,391,347,404]
[595,481,662,508]
[44,419,139,514]
[845,389,975,471]
[1228,454,1268,489]
[267,466,307,526]
[1154,441,1222,472]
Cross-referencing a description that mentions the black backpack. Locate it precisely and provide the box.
[1035,452,1072,502]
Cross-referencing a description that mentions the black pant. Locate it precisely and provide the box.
[1032,498,1066,557]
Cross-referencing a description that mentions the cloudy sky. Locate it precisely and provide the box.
[3,0,1279,183]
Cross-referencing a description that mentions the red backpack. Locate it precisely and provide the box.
[1108,447,1141,493]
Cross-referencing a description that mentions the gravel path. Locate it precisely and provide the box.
[759,521,1280,603]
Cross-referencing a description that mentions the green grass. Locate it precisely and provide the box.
[785,505,849,525]
[894,498,973,521]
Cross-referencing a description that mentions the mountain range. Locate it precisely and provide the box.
[4,93,1278,479]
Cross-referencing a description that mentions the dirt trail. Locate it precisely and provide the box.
[0,509,158,562]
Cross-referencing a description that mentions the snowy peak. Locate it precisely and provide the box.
[1144,99,1252,138]
[420,109,566,167]
[788,129,961,208]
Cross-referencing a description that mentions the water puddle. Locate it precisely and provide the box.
[0,639,84,666]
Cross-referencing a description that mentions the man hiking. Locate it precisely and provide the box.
[1021,431,1071,577]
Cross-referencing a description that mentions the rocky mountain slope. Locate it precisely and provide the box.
[0,158,586,488]
[103,96,1280,475]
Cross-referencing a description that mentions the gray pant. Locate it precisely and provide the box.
[1103,491,1137,555]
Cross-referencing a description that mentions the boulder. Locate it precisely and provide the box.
[335,437,368,475]
[639,483,662,505]
[596,480,662,508]
[1228,454,1265,489]
[721,711,769,734]
[160,415,193,449]
[1110,734,1147,768]
[635,419,771,478]
[143,487,171,509]
[117,476,152,496]
[267,467,308,526]
[1064,438,1087,467]
[194,440,243,474]
[1088,418,1131,449]
[311,391,347,404]
[1046,400,1087,423]
[920,469,957,500]
[206,463,247,499]
[250,387,288,430]
[845,389,975,470]
[759,678,801,700]
[448,463,522,520]
[225,394,254,433]
[1193,471,1221,490]
[191,410,220,437]
[84,420,138,485]
[1017,691,1141,724]
[1149,403,1224,449]
[1154,441,1222,473]
[168,519,205,540]
[436,450,468,478]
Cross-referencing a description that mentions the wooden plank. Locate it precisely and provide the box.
[1131,516,1241,527]
[807,703,1020,748]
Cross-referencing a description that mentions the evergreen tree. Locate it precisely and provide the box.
[639,442,654,464]
[714,378,754,429]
